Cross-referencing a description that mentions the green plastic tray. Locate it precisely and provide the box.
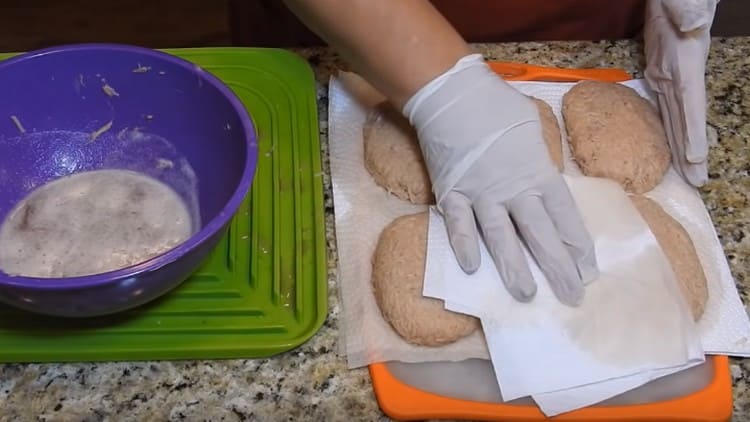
[0,47,328,362]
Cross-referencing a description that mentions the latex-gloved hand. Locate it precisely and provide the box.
[403,54,598,306]
[644,0,719,187]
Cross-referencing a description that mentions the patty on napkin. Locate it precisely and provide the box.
[562,80,671,193]
[631,195,709,321]
[372,211,480,346]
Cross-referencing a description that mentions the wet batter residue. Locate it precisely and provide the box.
[0,169,195,278]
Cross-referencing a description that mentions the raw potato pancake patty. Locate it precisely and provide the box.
[371,212,480,346]
[562,80,671,193]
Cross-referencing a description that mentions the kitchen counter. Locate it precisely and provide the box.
[1,38,749,422]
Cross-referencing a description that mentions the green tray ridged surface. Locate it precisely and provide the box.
[0,47,328,362]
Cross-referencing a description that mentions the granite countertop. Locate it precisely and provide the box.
[1,38,749,422]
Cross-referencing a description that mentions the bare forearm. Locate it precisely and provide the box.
[282,0,472,109]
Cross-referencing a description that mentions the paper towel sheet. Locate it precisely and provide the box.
[424,175,706,415]
[327,72,750,371]
[532,359,705,416]
[500,80,750,357]
[328,72,490,369]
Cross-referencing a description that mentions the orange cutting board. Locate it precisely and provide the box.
[367,61,733,422]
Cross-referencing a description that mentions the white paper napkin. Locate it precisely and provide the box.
[326,72,750,403]
[328,72,491,369]
[530,359,704,415]
[423,175,706,415]
[504,79,750,357]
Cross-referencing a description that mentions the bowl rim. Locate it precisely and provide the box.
[0,42,259,290]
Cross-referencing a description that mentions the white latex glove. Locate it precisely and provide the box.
[644,0,719,187]
[403,54,599,306]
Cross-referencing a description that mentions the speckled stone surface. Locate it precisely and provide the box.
[1,38,749,422]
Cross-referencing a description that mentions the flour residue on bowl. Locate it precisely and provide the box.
[102,82,120,98]
[89,120,113,142]
[9,115,26,134]
[132,63,151,73]
[0,169,195,278]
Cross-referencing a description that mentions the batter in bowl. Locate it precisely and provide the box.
[0,168,195,278]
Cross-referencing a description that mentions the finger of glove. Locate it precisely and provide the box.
[539,177,599,286]
[474,199,537,302]
[681,160,709,187]
[509,193,585,307]
[668,44,710,165]
[441,191,481,274]
[656,91,690,179]
[687,125,718,184]
[678,78,709,165]
[657,85,709,186]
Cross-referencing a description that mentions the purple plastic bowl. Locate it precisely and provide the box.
[0,44,258,317]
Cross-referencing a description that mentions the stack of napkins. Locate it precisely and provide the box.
[423,175,706,416]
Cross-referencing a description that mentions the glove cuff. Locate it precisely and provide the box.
[402,53,486,124]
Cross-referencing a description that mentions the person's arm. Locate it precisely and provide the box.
[283,0,598,306]
[281,0,471,109]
